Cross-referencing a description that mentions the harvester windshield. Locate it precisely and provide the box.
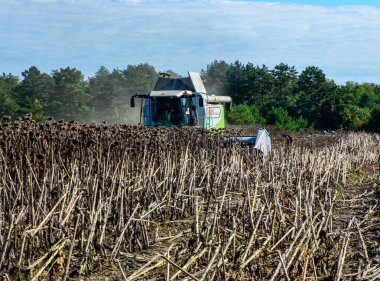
[152,96,196,127]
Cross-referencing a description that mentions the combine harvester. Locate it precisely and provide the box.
[130,71,271,155]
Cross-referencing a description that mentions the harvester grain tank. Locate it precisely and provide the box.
[130,71,271,155]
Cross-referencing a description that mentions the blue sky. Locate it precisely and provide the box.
[249,0,380,6]
[0,0,380,84]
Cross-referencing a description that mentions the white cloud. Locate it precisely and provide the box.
[0,0,379,83]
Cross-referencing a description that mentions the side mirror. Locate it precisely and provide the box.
[199,97,204,107]
[130,96,135,108]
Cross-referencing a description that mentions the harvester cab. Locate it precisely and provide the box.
[131,71,230,129]
[130,71,271,155]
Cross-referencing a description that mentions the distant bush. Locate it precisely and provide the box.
[341,105,371,131]
[366,105,380,132]
[227,104,266,125]
[266,107,309,131]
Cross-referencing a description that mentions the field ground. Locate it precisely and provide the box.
[89,134,380,281]
[90,164,380,281]
[0,121,379,280]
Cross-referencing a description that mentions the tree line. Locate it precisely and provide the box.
[202,60,380,132]
[0,64,156,124]
[1,60,379,132]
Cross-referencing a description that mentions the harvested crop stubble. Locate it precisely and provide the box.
[0,119,379,280]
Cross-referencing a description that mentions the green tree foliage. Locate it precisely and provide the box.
[295,66,330,125]
[328,82,379,130]
[246,63,274,109]
[316,93,343,130]
[267,107,309,131]
[341,105,371,130]
[366,105,380,132]
[120,63,157,124]
[226,61,247,105]
[47,67,91,121]
[89,66,120,123]
[123,63,157,95]
[1,61,379,132]
[227,104,266,125]
[201,60,229,95]
[204,60,379,131]
[14,66,54,121]
[88,65,156,124]
[270,63,297,110]
[0,73,19,118]
[225,61,275,109]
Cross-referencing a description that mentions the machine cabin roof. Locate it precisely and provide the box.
[149,90,195,98]
[153,71,207,94]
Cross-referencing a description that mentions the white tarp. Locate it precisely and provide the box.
[254,129,271,155]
